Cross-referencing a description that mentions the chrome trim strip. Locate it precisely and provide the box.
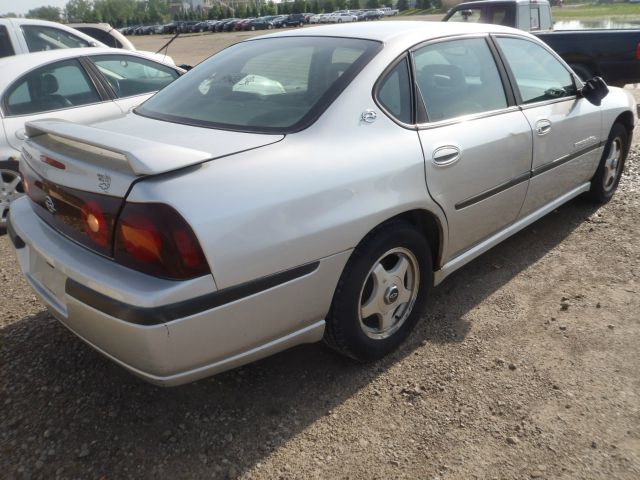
[434,182,591,286]
[531,141,604,178]
[455,171,530,210]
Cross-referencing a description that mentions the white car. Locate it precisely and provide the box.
[330,13,358,23]
[0,48,184,227]
[9,22,636,385]
[0,18,175,66]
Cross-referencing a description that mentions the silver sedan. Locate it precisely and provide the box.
[8,22,636,385]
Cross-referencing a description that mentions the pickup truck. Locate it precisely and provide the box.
[0,18,174,65]
[443,0,640,86]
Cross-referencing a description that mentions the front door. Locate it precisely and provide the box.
[493,36,603,217]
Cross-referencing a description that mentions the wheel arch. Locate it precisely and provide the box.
[614,111,635,146]
[350,208,445,273]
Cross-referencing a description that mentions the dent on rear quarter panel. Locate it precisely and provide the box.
[125,58,448,290]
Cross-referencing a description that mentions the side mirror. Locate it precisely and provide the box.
[579,76,609,106]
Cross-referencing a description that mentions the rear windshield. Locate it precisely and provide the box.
[135,36,382,133]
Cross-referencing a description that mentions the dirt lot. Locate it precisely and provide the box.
[1,26,639,480]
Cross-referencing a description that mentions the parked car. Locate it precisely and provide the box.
[0,48,184,228]
[443,0,640,86]
[271,15,288,28]
[0,18,175,65]
[329,13,358,23]
[282,14,307,27]
[68,23,135,49]
[0,17,103,57]
[8,22,635,385]
[242,18,275,31]
[361,10,384,21]
[235,18,254,31]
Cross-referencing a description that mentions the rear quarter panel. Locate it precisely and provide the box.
[126,50,449,290]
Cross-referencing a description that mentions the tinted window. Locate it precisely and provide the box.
[496,37,575,104]
[4,59,101,116]
[136,37,381,133]
[413,38,507,122]
[78,27,120,48]
[377,57,412,124]
[447,8,484,23]
[22,25,92,52]
[0,26,15,58]
[90,54,179,97]
[530,7,540,30]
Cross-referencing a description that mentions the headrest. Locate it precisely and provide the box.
[418,64,465,89]
[41,73,59,95]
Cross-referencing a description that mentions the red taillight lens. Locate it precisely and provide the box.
[637,42,640,61]
[114,203,210,280]
[81,200,108,247]
[22,168,121,257]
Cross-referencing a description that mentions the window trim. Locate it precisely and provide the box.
[491,34,579,108]
[408,34,517,129]
[1,57,110,118]
[372,53,417,130]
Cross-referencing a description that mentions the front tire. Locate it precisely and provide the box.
[325,221,432,361]
[0,160,23,230]
[588,123,629,204]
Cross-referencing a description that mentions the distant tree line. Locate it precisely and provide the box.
[8,0,406,26]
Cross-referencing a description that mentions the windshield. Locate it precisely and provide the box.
[136,36,381,133]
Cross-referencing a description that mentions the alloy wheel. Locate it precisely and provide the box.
[358,247,420,340]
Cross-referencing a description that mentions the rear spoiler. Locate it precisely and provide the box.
[25,119,212,176]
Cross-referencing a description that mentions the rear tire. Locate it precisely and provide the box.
[324,221,432,361]
[0,160,23,230]
[588,122,629,204]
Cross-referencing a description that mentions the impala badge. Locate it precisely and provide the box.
[97,173,111,192]
[45,196,56,214]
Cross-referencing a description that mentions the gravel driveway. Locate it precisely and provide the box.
[1,31,639,479]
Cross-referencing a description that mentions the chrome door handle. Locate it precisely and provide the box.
[535,119,552,136]
[432,146,461,166]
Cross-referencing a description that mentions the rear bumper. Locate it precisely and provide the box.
[8,198,349,386]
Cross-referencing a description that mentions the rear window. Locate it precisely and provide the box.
[135,36,381,133]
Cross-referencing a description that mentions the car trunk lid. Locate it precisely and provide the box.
[20,118,283,257]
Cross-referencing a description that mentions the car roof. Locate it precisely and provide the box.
[0,18,109,46]
[0,47,159,92]
[256,20,524,45]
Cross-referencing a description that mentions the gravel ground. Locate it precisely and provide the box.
[0,30,639,479]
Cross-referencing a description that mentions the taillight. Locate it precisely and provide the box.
[23,168,120,257]
[81,200,108,247]
[637,42,640,61]
[114,203,210,280]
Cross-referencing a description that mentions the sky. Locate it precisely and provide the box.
[0,0,69,16]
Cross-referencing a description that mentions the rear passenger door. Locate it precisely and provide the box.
[415,36,533,261]
[88,54,181,113]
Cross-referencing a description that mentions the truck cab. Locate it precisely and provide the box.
[444,0,553,32]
